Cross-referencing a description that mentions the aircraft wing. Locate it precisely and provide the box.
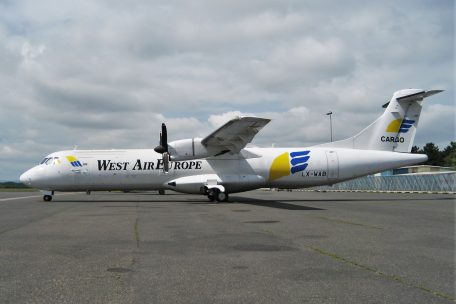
[201,117,271,154]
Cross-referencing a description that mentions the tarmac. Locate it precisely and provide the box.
[0,190,454,303]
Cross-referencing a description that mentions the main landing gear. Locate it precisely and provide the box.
[207,188,229,202]
[43,195,52,202]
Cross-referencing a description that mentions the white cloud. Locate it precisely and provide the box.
[208,111,254,128]
[20,41,46,60]
[416,103,455,149]
[0,0,453,180]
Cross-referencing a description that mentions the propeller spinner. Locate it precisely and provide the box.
[154,123,170,172]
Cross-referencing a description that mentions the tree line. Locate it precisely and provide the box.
[411,141,456,168]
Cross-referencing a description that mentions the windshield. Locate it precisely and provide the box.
[40,157,60,165]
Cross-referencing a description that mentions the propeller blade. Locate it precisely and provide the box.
[154,123,169,154]
[163,152,170,173]
[154,123,171,173]
[161,123,168,151]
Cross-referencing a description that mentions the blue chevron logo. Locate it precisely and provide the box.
[290,150,310,174]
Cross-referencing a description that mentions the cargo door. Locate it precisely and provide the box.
[326,150,339,180]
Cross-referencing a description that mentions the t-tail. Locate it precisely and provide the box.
[318,89,443,152]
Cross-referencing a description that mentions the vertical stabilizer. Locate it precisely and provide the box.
[318,89,443,152]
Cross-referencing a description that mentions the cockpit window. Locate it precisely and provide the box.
[40,157,61,165]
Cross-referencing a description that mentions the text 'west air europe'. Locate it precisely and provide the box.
[97,159,202,171]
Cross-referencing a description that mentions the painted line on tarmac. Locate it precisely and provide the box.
[0,204,77,235]
[0,193,78,202]
[0,195,44,202]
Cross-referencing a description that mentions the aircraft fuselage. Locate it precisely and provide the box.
[20,147,427,194]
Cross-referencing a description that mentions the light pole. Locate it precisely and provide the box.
[326,111,333,142]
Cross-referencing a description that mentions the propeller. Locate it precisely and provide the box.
[154,123,170,173]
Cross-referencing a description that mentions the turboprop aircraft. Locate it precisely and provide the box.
[20,89,442,202]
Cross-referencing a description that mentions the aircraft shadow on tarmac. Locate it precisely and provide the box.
[230,197,326,210]
[56,197,326,210]
[270,197,455,202]
[52,194,453,209]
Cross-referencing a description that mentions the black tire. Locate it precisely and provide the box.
[158,189,165,195]
[216,191,228,202]
[207,189,218,202]
[43,195,52,202]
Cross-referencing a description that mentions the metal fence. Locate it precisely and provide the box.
[311,173,456,193]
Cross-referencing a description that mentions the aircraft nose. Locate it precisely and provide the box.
[20,170,32,186]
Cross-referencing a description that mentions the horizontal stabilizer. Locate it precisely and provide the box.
[382,89,443,108]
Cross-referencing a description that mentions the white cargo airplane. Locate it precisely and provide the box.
[20,89,442,202]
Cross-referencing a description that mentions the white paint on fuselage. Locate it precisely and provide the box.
[20,147,427,194]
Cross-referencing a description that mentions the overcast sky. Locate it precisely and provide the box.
[0,0,454,181]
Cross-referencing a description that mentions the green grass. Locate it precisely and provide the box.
[0,182,38,192]
[0,188,39,192]
[0,182,30,188]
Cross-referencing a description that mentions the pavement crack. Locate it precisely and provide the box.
[134,202,140,248]
[315,215,383,230]
[307,245,456,303]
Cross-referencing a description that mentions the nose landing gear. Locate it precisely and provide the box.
[41,190,54,202]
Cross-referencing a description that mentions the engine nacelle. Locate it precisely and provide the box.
[168,138,212,161]
[164,174,266,194]
[165,174,222,194]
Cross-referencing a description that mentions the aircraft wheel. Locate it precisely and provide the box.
[158,189,165,195]
[216,191,228,202]
[207,189,217,202]
[43,195,53,202]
